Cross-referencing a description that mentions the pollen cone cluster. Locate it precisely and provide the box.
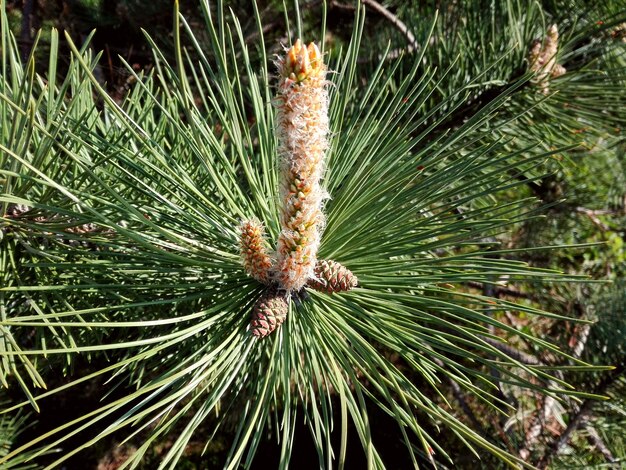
[274,39,329,292]
[239,219,273,284]
[238,40,357,338]
[528,24,566,94]
[308,260,358,294]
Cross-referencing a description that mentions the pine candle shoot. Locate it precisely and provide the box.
[274,40,329,292]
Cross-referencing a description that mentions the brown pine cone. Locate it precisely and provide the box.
[307,259,358,294]
[249,289,289,338]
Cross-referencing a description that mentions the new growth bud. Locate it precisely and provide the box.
[281,39,324,83]
[528,24,566,94]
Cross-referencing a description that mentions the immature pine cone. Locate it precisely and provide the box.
[308,260,358,294]
[239,219,273,284]
[249,290,289,338]
[274,39,329,292]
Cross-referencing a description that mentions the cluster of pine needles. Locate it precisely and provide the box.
[0,0,625,467]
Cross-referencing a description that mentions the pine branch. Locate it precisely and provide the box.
[322,0,419,60]
[575,207,611,232]
[537,364,625,469]
[360,0,418,52]
[519,395,558,461]
[479,337,544,367]
[431,83,519,136]
[584,424,617,464]
[465,281,534,300]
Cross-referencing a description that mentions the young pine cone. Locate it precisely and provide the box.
[308,260,358,294]
[249,290,289,338]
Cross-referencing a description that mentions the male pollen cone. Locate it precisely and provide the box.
[239,219,273,284]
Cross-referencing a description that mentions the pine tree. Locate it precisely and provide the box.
[0,0,625,467]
